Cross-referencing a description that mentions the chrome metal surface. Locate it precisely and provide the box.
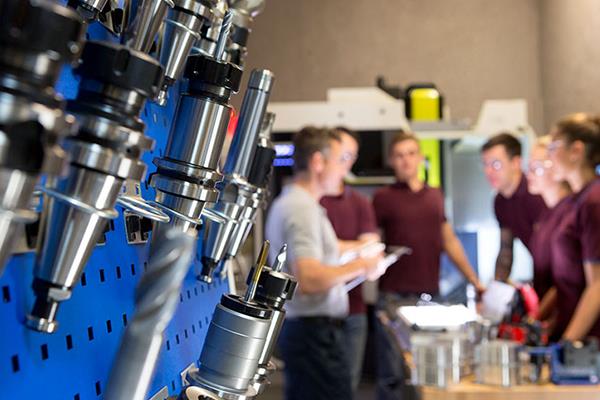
[0,170,38,276]
[117,180,170,223]
[66,140,149,182]
[410,327,474,384]
[250,361,275,395]
[0,93,77,176]
[159,1,206,82]
[150,196,204,237]
[194,303,271,391]
[105,227,195,400]
[257,308,284,367]
[223,110,274,260]
[78,82,148,116]
[151,1,240,251]
[214,10,232,60]
[176,0,214,17]
[211,0,228,20]
[154,192,206,221]
[164,96,231,169]
[156,0,213,105]
[200,70,273,277]
[125,0,175,53]
[117,195,170,223]
[273,244,287,272]
[29,36,160,330]
[203,202,245,264]
[179,385,221,400]
[223,69,274,177]
[39,186,119,220]
[192,37,217,57]
[0,169,39,216]
[151,175,220,203]
[224,188,264,258]
[256,111,275,146]
[35,167,123,289]
[228,0,265,18]
[148,386,170,400]
[475,340,523,387]
[225,0,265,67]
[201,207,230,224]
[0,0,85,278]
[0,49,63,82]
[153,158,223,182]
[73,112,153,149]
[202,181,260,269]
[190,0,224,56]
[155,90,168,107]
[24,314,59,334]
[79,0,110,13]
[411,332,473,388]
[247,253,293,398]
[186,376,257,400]
[411,340,455,388]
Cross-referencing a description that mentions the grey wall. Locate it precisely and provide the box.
[540,0,600,130]
[241,0,544,131]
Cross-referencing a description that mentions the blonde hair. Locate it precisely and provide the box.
[535,135,552,148]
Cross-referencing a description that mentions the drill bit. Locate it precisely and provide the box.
[244,240,269,302]
[214,9,232,61]
[273,244,287,272]
[104,228,195,400]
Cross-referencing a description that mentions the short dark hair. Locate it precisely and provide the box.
[481,132,522,158]
[334,126,361,146]
[388,130,419,154]
[293,126,341,172]
[555,113,600,167]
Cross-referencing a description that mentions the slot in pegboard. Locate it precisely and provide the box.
[0,12,231,399]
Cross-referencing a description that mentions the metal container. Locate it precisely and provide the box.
[411,340,455,388]
[475,340,524,387]
[411,331,474,387]
[189,294,272,395]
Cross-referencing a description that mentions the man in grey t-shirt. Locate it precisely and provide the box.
[265,127,382,400]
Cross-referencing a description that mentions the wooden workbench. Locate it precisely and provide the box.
[420,378,600,400]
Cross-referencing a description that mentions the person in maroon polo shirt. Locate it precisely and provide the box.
[526,136,572,325]
[321,127,380,394]
[547,113,600,341]
[373,131,483,400]
[481,133,548,282]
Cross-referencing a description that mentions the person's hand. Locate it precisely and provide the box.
[362,253,385,281]
[359,242,386,258]
[474,280,486,296]
[358,236,379,247]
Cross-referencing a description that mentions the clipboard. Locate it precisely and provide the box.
[344,246,412,292]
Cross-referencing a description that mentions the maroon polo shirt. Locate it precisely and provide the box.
[494,175,547,251]
[529,196,573,299]
[321,187,378,315]
[551,178,600,340]
[373,182,446,295]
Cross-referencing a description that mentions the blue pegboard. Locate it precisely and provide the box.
[0,10,230,400]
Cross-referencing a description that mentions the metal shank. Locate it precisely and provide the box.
[104,228,195,400]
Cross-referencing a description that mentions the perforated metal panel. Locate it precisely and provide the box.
[0,15,229,400]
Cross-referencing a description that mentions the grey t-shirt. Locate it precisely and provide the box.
[265,184,348,318]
